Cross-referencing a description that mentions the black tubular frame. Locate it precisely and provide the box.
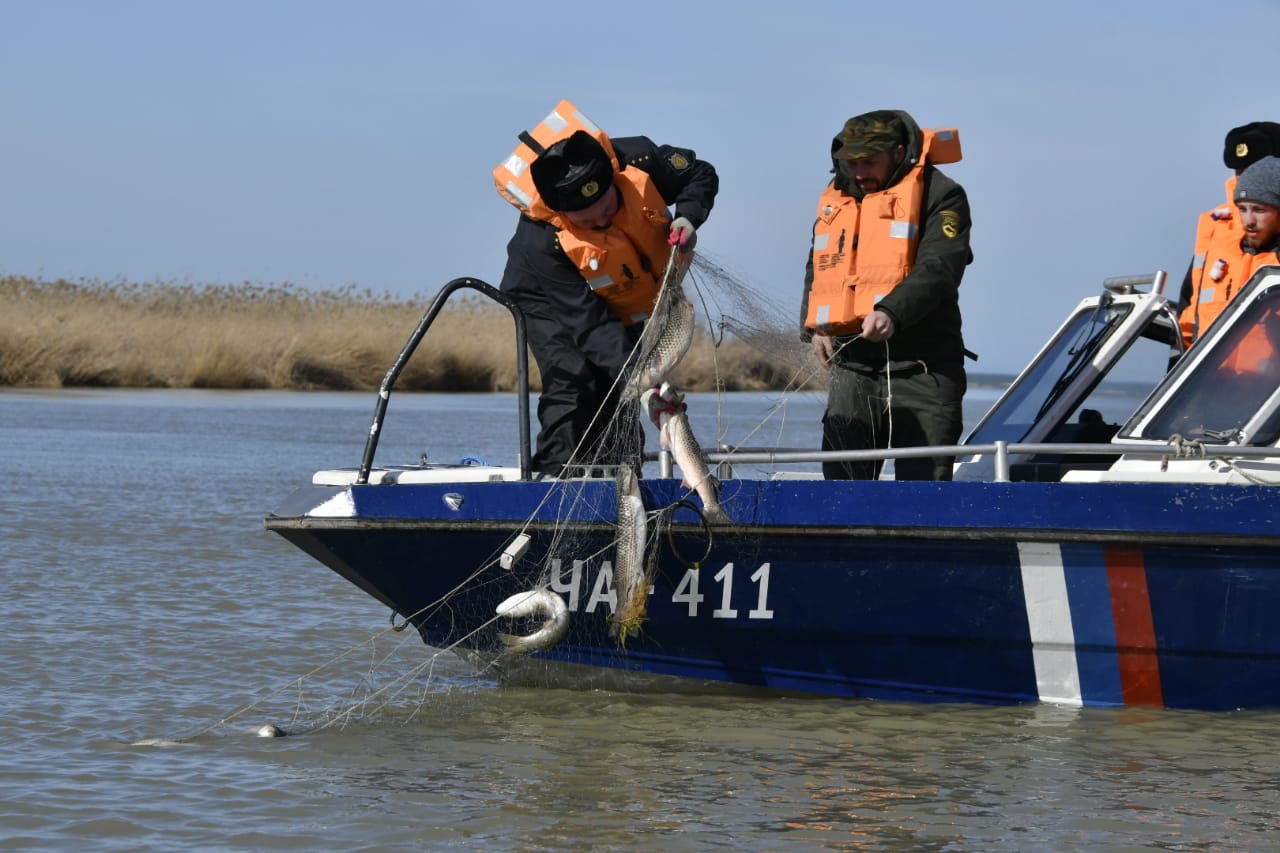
[356,278,532,484]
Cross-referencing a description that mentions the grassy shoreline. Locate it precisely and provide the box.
[1,276,804,393]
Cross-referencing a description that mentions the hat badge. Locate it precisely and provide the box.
[1237,143,1249,158]
[580,180,599,199]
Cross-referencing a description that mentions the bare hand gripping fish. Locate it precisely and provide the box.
[642,382,731,525]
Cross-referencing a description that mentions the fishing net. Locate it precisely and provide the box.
[466,247,825,660]
[176,250,830,739]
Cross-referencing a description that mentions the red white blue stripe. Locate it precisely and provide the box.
[1020,542,1164,707]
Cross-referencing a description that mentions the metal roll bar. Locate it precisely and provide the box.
[356,278,532,484]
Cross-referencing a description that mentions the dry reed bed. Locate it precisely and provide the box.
[0,276,799,392]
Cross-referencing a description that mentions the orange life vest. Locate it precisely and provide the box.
[555,171,672,325]
[1181,221,1280,350]
[1180,176,1242,346]
[494,99,670,325]
[804,129,962,336]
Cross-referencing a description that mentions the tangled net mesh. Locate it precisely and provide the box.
[179,251,833,740]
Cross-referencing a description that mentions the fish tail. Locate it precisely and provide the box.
[701,505,732,525]
[611,582,651,646]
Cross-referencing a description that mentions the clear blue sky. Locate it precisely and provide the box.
[2,1,1273,373]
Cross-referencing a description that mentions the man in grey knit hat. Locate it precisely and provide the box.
[1178,153,1280,350]
[1208,156,1280,400]
[1178,124,1280,348]
[1162,157,1280,433]
[1234,156,1280,254]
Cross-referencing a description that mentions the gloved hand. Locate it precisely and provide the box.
[667,216,697,251]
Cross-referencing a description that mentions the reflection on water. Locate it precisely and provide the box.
[2,388,1279,850]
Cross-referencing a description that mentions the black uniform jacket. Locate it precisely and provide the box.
[499,136,718,473]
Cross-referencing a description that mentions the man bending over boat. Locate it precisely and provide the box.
[496,106,718,477]
[800,110,973,480]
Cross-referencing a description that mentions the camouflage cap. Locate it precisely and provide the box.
[834,110,907,160]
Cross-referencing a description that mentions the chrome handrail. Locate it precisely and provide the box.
[648,440,1280,483]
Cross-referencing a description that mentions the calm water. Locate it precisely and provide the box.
[3,386,1279,851]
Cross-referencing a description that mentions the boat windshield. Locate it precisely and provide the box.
[967,299,1134,445]
[1127,284,1280,445]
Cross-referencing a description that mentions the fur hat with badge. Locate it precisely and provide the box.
[530,130,615,213]
[1234,156,1280,210]
[1223,122,1280,172]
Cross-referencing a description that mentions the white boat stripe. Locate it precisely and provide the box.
[1017,542,1083,706]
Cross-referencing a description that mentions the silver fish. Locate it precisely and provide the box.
[495,588,569,654]
[611,465,650,641]
[625,248,695,400]
[642,382,731,525]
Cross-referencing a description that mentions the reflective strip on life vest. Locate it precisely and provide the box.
[503,177,533,210]
[558,106,602,136]
[889,221,917,240]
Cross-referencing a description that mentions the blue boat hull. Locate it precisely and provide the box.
[266,478,1280,710]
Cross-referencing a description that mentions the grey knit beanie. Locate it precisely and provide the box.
[1235,156,1280,209]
